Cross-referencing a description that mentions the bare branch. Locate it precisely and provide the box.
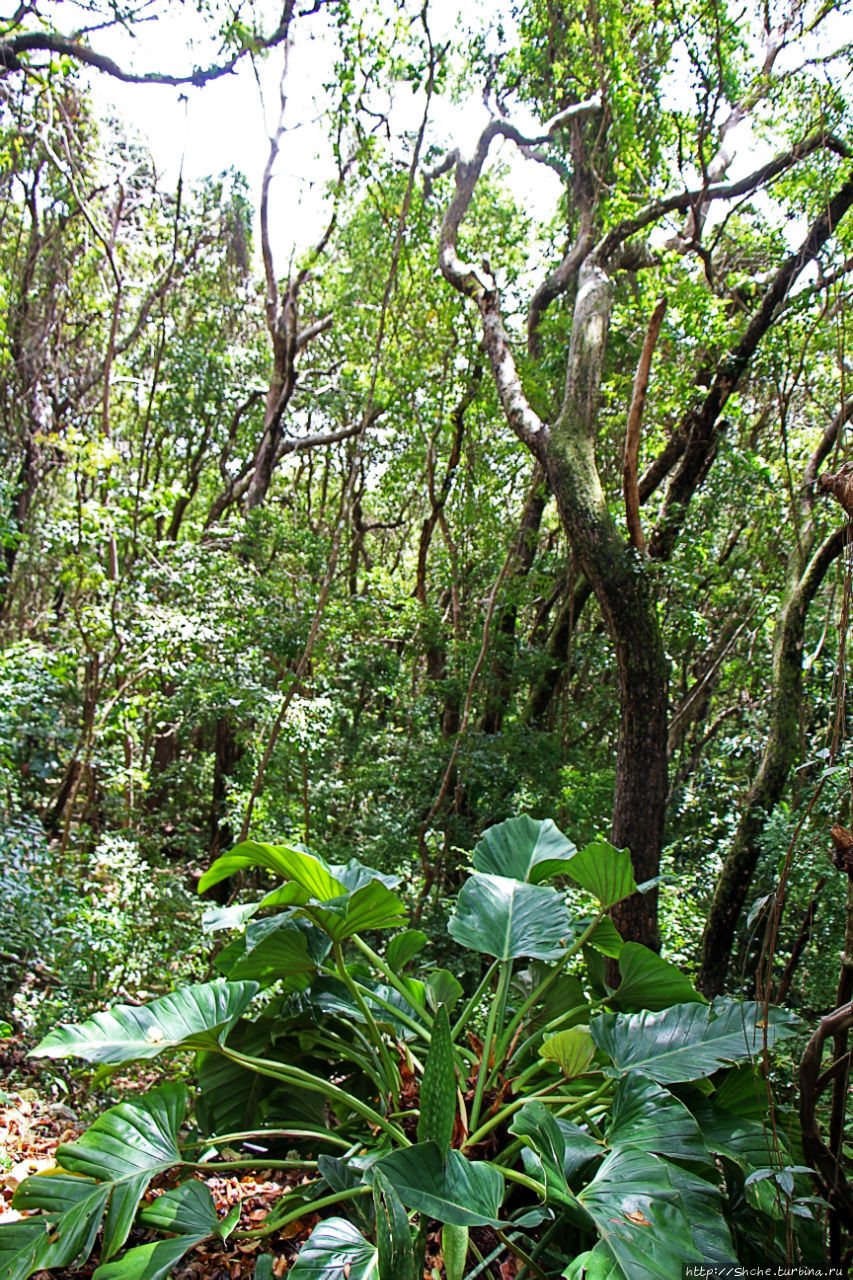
[595,130,849,265]
[0,2,299,86]
[623,296,667,553]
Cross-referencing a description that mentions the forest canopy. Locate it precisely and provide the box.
[2,0,853,1274]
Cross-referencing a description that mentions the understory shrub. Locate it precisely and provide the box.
[0,816,820,1279]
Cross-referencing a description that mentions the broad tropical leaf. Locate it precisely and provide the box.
[386,930,428,972]
[606,944,705,1013]
[93,1235,208,1280]
[473,816,577,883]
[199,841,345,898]
[591,1001,797,1083]
[376,1143,504,1227]
[448,874,571,961]
[605,1074,707,1160]
[288,1218,379,1279]
[582,917,624,958]
[302,880,408,940]
[31,980,258,1064]
[564,841,637,909]
[510,1102,599,1218]
[425,969,463,1010]
[138,1180,224,1237]
[13,1083,188,1266]
[0,1219,51,1280]
[223,915,320,984]
[13,1173,110,1268]
[576,1149,706,1277]
[540,1026,597,1078]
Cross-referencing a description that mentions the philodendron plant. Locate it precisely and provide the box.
[1,817,817,1279]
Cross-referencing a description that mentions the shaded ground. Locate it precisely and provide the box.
[0,1036,321,1278]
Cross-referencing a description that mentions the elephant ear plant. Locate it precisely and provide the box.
[1,816,814,1279]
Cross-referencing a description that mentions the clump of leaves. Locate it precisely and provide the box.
[1,817,813,1279]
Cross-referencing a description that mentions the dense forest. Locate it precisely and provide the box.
[2,0,853,1275]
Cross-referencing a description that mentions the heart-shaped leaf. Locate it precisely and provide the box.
[199,841,345,899]
[448,874,571,961]
[13,1083,188,1266]
[540,1026,597,1078]
[606,944,705,1013]
[31,980,258,1065]
[302,880,407,940]
[288,1218,379,1279]
[473,816,577,883]
[576,1149,706,1277]
[605,1074,707,1161]
[376,1143,504,1227]
[223,916,320,985]
[565,841,637,908]
[591,1001,798,1084]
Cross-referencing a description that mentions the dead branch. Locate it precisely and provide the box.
[623,296,666,553]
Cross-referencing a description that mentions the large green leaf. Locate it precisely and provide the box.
[426,969,463,1010]
[0,1220,51,1280]
[376,1143,504,1227]
[13,1173,110,1268]
[472,816,576,883]
[606,944,705,1013]
[31,980,258,1064]
[13,1083,188,1266]
[591,1001,798,1084]
[448,874,571,961]
[288,1218,379,1279]
[539,1026,597,1078]
[302,880,408,940]
[386,930,428,972]
[582,917,624,958]
[565,841,637,908]
[685,1094,783,1173]
[510,1102,596,1220]
[199,841,345,898]
[138,1180,223,1237]
[223,915,320,984]
[576,1149,705,1277]
[605,1074,707,1161]
[417,1005,457,1157]
[93,1235,207,1280]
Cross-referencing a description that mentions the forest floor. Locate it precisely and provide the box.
[0,1035,511,1278]
[0,1035,320,1278]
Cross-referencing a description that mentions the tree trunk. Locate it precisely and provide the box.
[698,526,847,995]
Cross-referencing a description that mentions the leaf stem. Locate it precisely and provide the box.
[242,1184,372,1238]
[493,915,604,1069]
[333,940,400,1106]
[469,960,511,1133]
[221,1047,410,1145]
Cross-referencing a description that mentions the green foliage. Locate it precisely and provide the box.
[2,816,813,1277]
